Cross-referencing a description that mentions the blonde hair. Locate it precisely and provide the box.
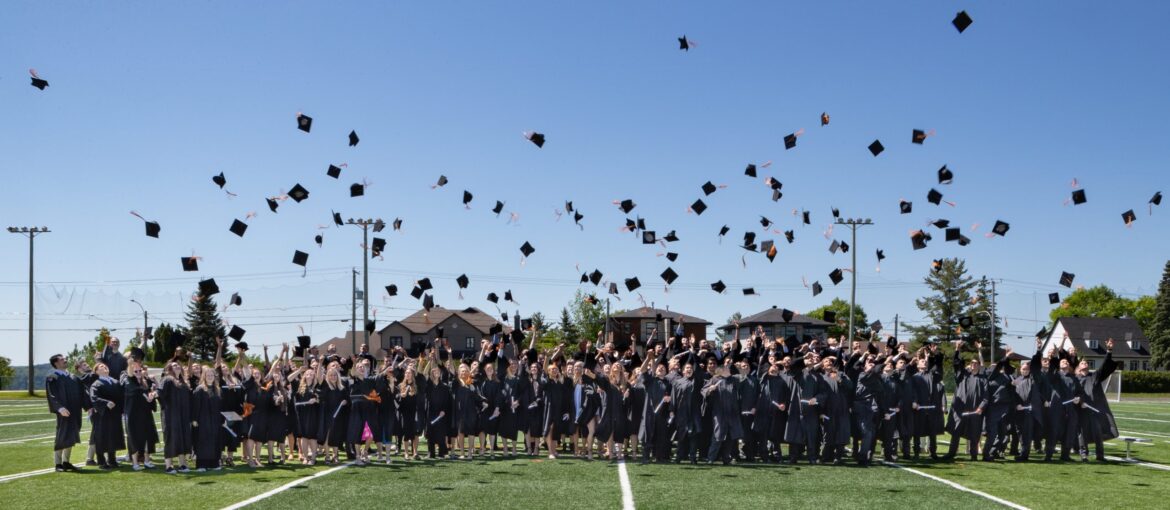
[198,365,220,396]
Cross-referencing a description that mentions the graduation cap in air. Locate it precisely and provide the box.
[434,175,448,188]
[348,130,360,146]
[365,319,376,333]
[784,230,795,243]
[423,294,435,311]
[181,257,199,272]
[912,129,927,145]
[660,267,678,285]
[462,190,474,207]
[580,273,589,284]
[288,184,309,202]
[229,219,248,237]
[520,318,534,331]
[745,164,757,178]
[868,140,884,156]
[802,211,811,224]
[663,230,679,242]
[678,35,690,51]
[870,320,883,332]
[701,181,718,196]
[911,230,929,250]
[876,249,885,262]
[492,201,505,215]
[764,242,778,261]
[945,227,961,242]
[1070,189,1086,205]
[393,218,403,230]
[212,172,227,189]
[129,347,146,362]
[487,292,499,304]
[831,207,840,219]
[293,250,309,267]
[823,310,836,323]
[781,309,795,322]
[373,219,386,233]
[991,220,1010,236]
[145,221,161,238]
[385,284,398,297]
[821,112,830,126]
[608,282,619,295]
[456,274,470,290]
[829,269,844,285]
[198,278,219,296]
[229,292,242,307]
[267,198,279,213]
[589,270,603,286]
[711,280,726,294]
[691,199,707,215]
[938,165,954,184]
[228,325,246,341]
[619,199,636,214]
[573,211,584,225]
[927,188,943,205]
[327,165,342,179]
[958,316,974,328]
[410,286,424,299]
[525,131,545,148]
[1122,209,1137,225]
[636,218,647,231]
[958,235,971,246]
[1048,292,1060,305]
[1059,271,1075,288]
[812,281,823,296]
[504,290,515,302]
[315,234,323,247]
[642,231,657,244]
[297,114,312,132]
[953,10,973,33]
[371,237,386,256]
[760,216,774,229]
[829,239,841,254]
[784,133,797,150]
[1152,191,1163,207]
[332,211,343,226]
[416,278,433,292]
[350,183,365,197]
[886,336,898,349]
[719,225,730,238]
[665,252,678,262]
[625,277,641,292]
[899,200,913,214]
[295,335,311,357]
[742,231,757,251]
[931,219,951,229]
[30,75,49,90]
[742,288,756,296]
[519,241,535,258]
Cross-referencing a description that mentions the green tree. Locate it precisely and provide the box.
[903,258,976,348]
[149,323,184,363]
[558,308,578,343]
[1148,261,1170,369]
[715,312,743,343]
[0,356,14,390]
[807,298,868,339]
[1050,285,1157,334]
[185,288,226,361]
[66,328,110,368]
[569,289,606,343]
[969,276,1005,360]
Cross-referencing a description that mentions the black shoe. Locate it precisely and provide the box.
[99,464,115,471]
[1096,456,1107,462]
[108,462,120,469]
[62,462,78,471]
[54,464,65,472]
[85,460,98,467]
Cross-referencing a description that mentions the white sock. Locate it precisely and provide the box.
[53,450,62,464]
[62,448,71,464]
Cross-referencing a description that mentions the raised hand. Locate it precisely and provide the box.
[1106,338,1114,351]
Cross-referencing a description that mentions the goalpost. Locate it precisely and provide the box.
[1105,372,1122,403]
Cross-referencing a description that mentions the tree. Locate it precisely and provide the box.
[807,298,868,339]
[1050,285,1157,334]
[969,276,1005,359]
[568,289,606,342]
[0,356,14,390]
[715,312,743,343]
[1149,261,1170,369]
[149,323,183,363]
[185,288,226,361]
[903,258,976,348]
[558,308,578,344]
[66,328,110,368]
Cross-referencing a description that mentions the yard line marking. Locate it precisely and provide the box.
[1104,456,1170,471]
[1118,429,1170,439]
[220,462,350,510]
[0,419,54,427]
[1115,416,1170,424]
[617,460,635,510]
[0,468,56,484]
[0,413,53,419]
[883,461,1029,510]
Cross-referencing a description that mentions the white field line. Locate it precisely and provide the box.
[1118,429,1170,439]
[0,419,54,427]
[1114,416,1170,424]
[220,463,351,510]
[617,460,635,510]
[0,413,53,419]
[0,468,56,484]
[1104,456,1170,471]
[2,420,163,446]
[882,461,1030,510]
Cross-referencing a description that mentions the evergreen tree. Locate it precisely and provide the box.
[715,312,743,343]
[185,288,226,361]
[903,258,976,348]
[66,328,110,368]
[807,298,868,339]
[970,276,1005,361]
[558,307,577,344]
[1151,261,1170,369]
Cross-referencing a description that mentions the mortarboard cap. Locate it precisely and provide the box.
[760,216,773,229]
[229,219,247,237]
[1122,209,1137,225]
[504,290,514,302]
[1151,191,1163,206]
[802,211,811,224]
[742,287,756,296]
[1048,292,1060,305]
[876,249,885,261]
[832,207,840,219]
[660,267,678,285]
[945,227,961,242]
[371,237,386,256]
[678,35,689,51]
[435,175,448,188]
[417,278,433,291]
[373,219,386,233]
[772,189,782,202]
[959,316,973,328]
[991,220,1010,236]
[911,230,929,250]
[719,225,730,237]
[385,284,398,297]
[327,165,342,179]
[744,164,757,178]
[130,347,146,362]
[938,166,954,184]
[870,320,882,332]
[711,280,726,293]
[887,336,898,349]
[521,318,533,330]
[1071,189,1086,205]
[691,199,707,215]
[350,183,364,197]
[410,286,423,299]
[868,140,884,156]
[181,257,199,272]
[643,231,656,244]
[296,114,312,133]
[636,218,647,231]
[292,250,309,267]
[932,219,951,229]
[493,200,505,215]
[463,190,473,206]
[829,239,841,254]
[332,211,343,226]
[267,197,279,213]
[784,230,795,243]
[608,282,619,295]
[423,294,435,310]
[784,133,797,150]
[953,11,973,33]
[212,172,226,189]
[288,184,309,202]
[821,112,830,126]
[198,278,219,296]
[520,241,535,257]
[229,292,242,307]
[456,274,469,289]
[927,188,943,205]
[348,130,360,146]
[228,325,246,340]
[487,292,499,303]
[365,319,376,333]
[31,76,49,90]
[1059,271,1075,288]
[619,199,636,214]
[958,235,971,246]
[812,281,823,296]
[526,132,545,148]
[663,230,679,242]
[589,269,603,286]
[145,221,161,238]
[912,129,927,145]
[233,340,248,351]
[625,277,641,292]
[315,234,323,246]
[393,218,403,230]
[781,309,794,322]
[702,181,717,195]
[665,252,678,262]
[900,200,912,214]
[829,268,844,285]
[823,310,836,323]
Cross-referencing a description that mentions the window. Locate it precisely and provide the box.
[1087,360,1097,369]
[644,322,659,343]
[388,336,403,347]
[465,337,475,350]
[1127,340,1134,350]
[1129,361,1140,371]
[1143,361,1150,371]
[1087,339,1098,350]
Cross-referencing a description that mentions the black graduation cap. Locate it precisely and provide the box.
[580,273,589,284]
[802,211,811,224]
[504,290,514,302]
[781,309,794,322]
[958,235,971,246]
[953,10,973,33]
[876,249,885,262]
[760,216,773,229]
[385,284,398,297]
[1059,271,1075,288]
[608,282,619,295]
[371,237,386,256]
[417,278,433,291]
[678,35,690,51]
[637,218,647,231]
[625,277,641,292]
[742,288,756,296]
[229,292,242,306]
[212,172,226,189]
[327,165,342,179]
[365,319,376,333]
[1122,209,1137,225]
[743,231,757,249]
[1152,191,1163,206]
[228,325,246,341]
[315,234,323,246]
[665,252,678,262]
[660,267,678,285]
[771,189,783,202]
[711,280,726,293]
[812,281,823,296]
[745,164,757,178]
[823,310,836,323]
[991,220,1010,236]
[267,198,279,213]
[520,318,533,331]
[829,239,841,254]
[493,201,505,215]
[423,294,435,310]
[332,211,343,226]
[31,76,49,90]
[719,225,730,237]
[886,336,898,349]
[295,335,311,357]
[229,219,247,237]
[487,292,499,304]
[927,188,943,205]
[768,178,783,191]
[912,129,927,145]
[821,112,830,126]
[899,200,913,214]
[393,218,403,230]
[619,199,636,214]
[784,230,795,243]
[145,221,161,238]
[784,133,797,149]
[293,250,309,267]
[691,199,707,215]
[829,268,844,285]
[1048,292,1060,304]
[938,165,954,184]
[565,201,574,212]
[297,114,312,133]
[288,184,309,202]
[931,219,951,229]
[372,219,386,233]
[589,270,603,286]
[350,183,365,197]
[129,347,146,362]
[435,175,448,188]
[701,181,717,196]
[642,231,657,244]
[526,132,545,148]
[348,130,360,146]
[868,140,884,156]
[870,320,883,332]
[198,278,219,296]
[663,230,679,242]
[945,227,961,242]
[840,241,850,253]
[489,323,504,336]
[456,274,470,289]
[520,241,535,257]
[463,190,473,206]
[181,257,199,272]
[1069,189,1086,205]
[958,316,973,328]
[911,230,929,250]
[574,211,584,224]
[410,286,424,299]
[831,207,840,219]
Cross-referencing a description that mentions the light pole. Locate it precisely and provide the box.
[8,226,49,395]
[346,218,383,352]
[834,218,873,344]
[130,299,148,349]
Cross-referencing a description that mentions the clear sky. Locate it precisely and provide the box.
[2,1,1168,366]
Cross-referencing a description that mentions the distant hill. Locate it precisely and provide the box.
[4,364,53,391]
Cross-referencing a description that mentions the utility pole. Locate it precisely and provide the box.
[347,218,383,352]
[990,279,997,364]
[130,299,148,350]
[893,313,899,344]
[8,226,49,396]
[351,268,358,355]
[835,218,874,344]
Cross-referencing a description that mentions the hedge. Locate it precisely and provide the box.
[1122,370,1170,393]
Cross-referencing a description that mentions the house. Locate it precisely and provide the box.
[609,307,712,344]
[315,331,383,359]
[1040,317,1155,372]
[377,306,511,359]
[718,305,832,344]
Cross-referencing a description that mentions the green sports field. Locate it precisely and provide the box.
[1,395,1167,509]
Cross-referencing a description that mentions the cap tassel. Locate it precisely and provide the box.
[29,68,40,79]
[760,160,773,169]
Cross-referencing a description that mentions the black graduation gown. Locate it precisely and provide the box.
[736,373,759,435]
[821,373,853,446]
[454,380,484,436]
[520,370,544,437]
[348,376,381,443]
[892,368,916,439]
[421,375,453,443]
[638,372,670,443]
[242,377,269,441]
[1077,352,1119,442]
[160,377,193,457]
[191,386,223,467]
[947,364,988,436]
[593,375,628,442]
[89,376,126,453]
[753,372,790,440]
[784,367,828,445]
[477,378,502,435]
[317,383,350,447]
[497,376,521,440]
[670,374,701,439]
[293,382,321,439]
[912,370,946,436]
[625,381,645,441]
[100,346,128,380]
[396,382,421,439]
[702,376,743,442]
[375,375,398,442]
[46,370,86,450]
[219,382,244,450]
[541,376,571,438]
[123,375,159,455]
[267,383,292,442]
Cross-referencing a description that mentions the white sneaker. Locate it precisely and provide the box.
[194,468,207,473]
[132,465,144,471]
[143,461,155,469]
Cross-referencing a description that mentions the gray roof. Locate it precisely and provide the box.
[612,307,712,325]
[381,306,510,336]
[719,306,832,331]
[1046,317,1149,358]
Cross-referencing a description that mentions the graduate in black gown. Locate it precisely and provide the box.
[944,342,988,461]
[785,352,828,464]
[46,354,88,472]
[593,362,630,460]
[754,355,791,463]
[496,356,522,456]
[1011,345,1045,461]
[215,341,245,466]
[701,359,743,464]
[421,344,454,458]
[1045,346,1080,461]
[89,362,125,469]
[374,357,399,463]
[191,366,224,471]
[396,362,421,460]
[819,356,854,465]
[317,363,350,464]
[670,359,702,464]
[638,354,672,463]
[291,362,321,465]
[123,360,159,470]
[476,348,503,457]
[1075,338,1119,462]
[541,345,572,459]
[159,362,193,473]
[911,346,946,459]
[347,358,381,465]
[520,355,545,455]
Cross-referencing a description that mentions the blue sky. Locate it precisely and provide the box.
[2,1,1168,365]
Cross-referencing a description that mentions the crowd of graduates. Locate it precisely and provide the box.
[42,323,1120,473]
